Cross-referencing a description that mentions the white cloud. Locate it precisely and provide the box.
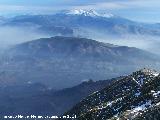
[0,5,70,15]
[72,2,125,10]
[69,0,160,11]
[0,5,25,11]
[0,0,160,13]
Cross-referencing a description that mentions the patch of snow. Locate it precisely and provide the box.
[66,9,98,17]
[128,101,152,118]
[114,106,122,112]
[153,91,160,97]
[132,100,152,112]
[65,9,114,18]
[96,97,123,110]
[116,97,123,102]
[132,77,141,86]
[107,97,123,107]
[127,101,151,118]
[151,90,155,93]
[135,92,141,97]
[153,73,159,76]
[156,102,160,106]
[107,101,114,107]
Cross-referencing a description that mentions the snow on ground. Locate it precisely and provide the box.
[156,102,160,106]
[132,77,141,86]
[131,100,152,112]
[135,92,141,97]
[153,73,159,76]
[153,91,160,97]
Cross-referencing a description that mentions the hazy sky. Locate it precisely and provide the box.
[0,0,159,23]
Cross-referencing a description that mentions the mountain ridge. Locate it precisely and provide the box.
[1,36,160,89]
[63,68,160,120]
[3,11,160,38]
[0,77,117,117]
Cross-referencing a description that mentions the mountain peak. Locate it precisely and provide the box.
[61,9,114,18]
[139,68,159,76]
[130,68,159,87]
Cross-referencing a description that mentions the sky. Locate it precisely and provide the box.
[0,0,159,23]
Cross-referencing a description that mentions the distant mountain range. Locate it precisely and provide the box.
[1,36,160,89]
[1,9,160,55]
[64,68,160,120]
[2,9,160,38]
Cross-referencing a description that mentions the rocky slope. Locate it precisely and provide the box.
[64,68,160,120]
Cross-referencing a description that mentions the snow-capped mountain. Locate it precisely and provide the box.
[64,68,160,120]
[3,10,160,38]
[63,9,114,18]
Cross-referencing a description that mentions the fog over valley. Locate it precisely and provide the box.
[0,26,51,48]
